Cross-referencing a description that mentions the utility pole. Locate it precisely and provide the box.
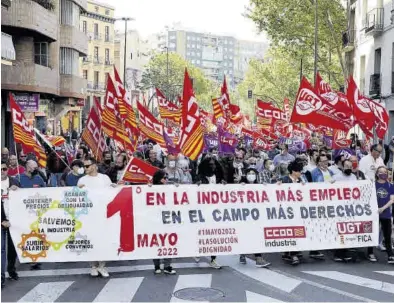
[116,17,135,86]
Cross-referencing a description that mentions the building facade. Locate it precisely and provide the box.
[1,0,88,147]
[343,0,394,140]
[165,29,267,88]
[80,0,115,117]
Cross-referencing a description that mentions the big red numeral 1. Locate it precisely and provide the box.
[107,187,135,253]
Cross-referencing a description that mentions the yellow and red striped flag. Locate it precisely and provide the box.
[9,93,47,167]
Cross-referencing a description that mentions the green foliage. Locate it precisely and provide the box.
[244,0,347,87]
[140,52,218,110]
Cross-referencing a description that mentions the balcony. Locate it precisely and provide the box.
[72,0,87,10]
[87,81,105,91]
[104,35,113,43]
[82,56,92,64]
[59,74,87,98]
[93,56,103,65]
[1,0,58,41]
[364,8,384,36]
[60,25,88,55]
[342,29,356,52]
[104,59,113,66]
[1,62,59,95]
[369,73,381,96]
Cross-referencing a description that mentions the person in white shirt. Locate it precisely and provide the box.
[333,159,357,182]
[78,157,115,278]
[359,144,385,180]
[330,155,344,175]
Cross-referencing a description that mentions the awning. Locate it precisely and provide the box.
[1,32,15,61]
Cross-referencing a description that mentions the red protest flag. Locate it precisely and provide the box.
[121,156,159,184]
[179,69,204,160]
[9,93,47,167]
[81,106,106,161]
[332,129,351,149]
[290,77,353,131]
[257,99,288,125]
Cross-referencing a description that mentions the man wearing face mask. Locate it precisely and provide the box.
[259,159,276,184]
[61,160,85,186]
[98,151,113,174]
[19,160,46,189]
[349,156,366,180]
[76,146,89,161]
[164,154,184,184]
[333,159,356,182]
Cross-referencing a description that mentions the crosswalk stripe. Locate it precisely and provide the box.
[245,290,284,302]
[18,281,74,302]
[93,277,144,302]
[170,274,212,302]
[223,255,302,293]
[11,262,210,278]
[375,271,394,277]
[303,271,394,294]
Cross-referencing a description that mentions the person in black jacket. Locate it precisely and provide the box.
[1,161,20,287]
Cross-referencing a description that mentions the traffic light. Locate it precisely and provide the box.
[247,90,252,99]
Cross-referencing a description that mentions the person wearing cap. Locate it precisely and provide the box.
[61,160,85,186]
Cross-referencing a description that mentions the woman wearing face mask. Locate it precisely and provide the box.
[164,154,184,184]
[61,160,85,186]
[259,159,276,184]
[177,158,193,184]
[239,168,271,267]
[373,166,394,264]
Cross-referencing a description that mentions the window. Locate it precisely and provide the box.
[94,23,99,39]
[170,35,176,41]
[94,46,99,61]
[187,52,190,56]
[105,26,109,41]
[82,21,87,33]
[197,45,201,49]
[34,42,49,66]
[60,0,79,27]
[187,44,190,48]
[105,9,110,15]
[105,72,109,84]
[95,6,99,12]
[374,48,381,74]
[192,59,195,64]
[94,71,99,86]
[197,60,200,64]
[224,62,227,66]
[83,70,88,79]
[192,44,195,48]
[224,40,227,44]
[60,47,79,75]
[105,48,110,64]
[187,36,190,40]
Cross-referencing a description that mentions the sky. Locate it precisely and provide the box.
[109,0,267,42]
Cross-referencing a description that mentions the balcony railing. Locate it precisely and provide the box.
[369,73,381,96]
[87,81,105,91]
[104,35,113,42]
[364,8,384,36]
[82,56,92,63]
[104,59,113,66]
[32,0,55,11]
[93,56,103,65]
[342,29,356,52]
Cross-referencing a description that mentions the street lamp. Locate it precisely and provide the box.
[116,17,135,86]
[162,46,169,99]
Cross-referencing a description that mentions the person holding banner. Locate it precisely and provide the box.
[164,154,184,184]
[151,170,177,275]
[374,166,394,264]
[1,161,19,287]
[61,160,85,187]
[259,159,276,184]
[333,159,357,182]
[77,157,116,277]
[239,167,271,268]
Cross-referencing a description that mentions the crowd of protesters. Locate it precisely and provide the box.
[1,134,394,286]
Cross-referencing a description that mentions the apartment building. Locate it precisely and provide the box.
[343,0,394,139]
[1,0,88,146]
[164,28,267,88]
[114,29,150,103]
[80,0,115,114]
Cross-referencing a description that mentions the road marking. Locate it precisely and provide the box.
[375,271,394,277]
[11,262,210,278]
[170,274,212,302]
[18,281,74,302]
[93,277,144,302]
[225,256,302,293]
[303,271,394,294]
[246,290,284,302]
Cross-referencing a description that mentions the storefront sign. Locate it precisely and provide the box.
[12,93,40,112]
[9,181,378,263]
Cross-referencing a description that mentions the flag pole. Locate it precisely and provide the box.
[13,140,21,183]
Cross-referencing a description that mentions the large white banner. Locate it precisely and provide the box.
[9,181,378,263]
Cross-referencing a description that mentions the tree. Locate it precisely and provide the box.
[245,0,347,87]
[236,47,301,120]
[139,52,217,110]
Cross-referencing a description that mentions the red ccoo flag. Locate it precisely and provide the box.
[121,156,159,184]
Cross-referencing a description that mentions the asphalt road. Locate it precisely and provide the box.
[2,250,394,302]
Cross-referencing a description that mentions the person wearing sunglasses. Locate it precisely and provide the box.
[359,144,385,181]
[1,161,19,287]
[77,157,116,278]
